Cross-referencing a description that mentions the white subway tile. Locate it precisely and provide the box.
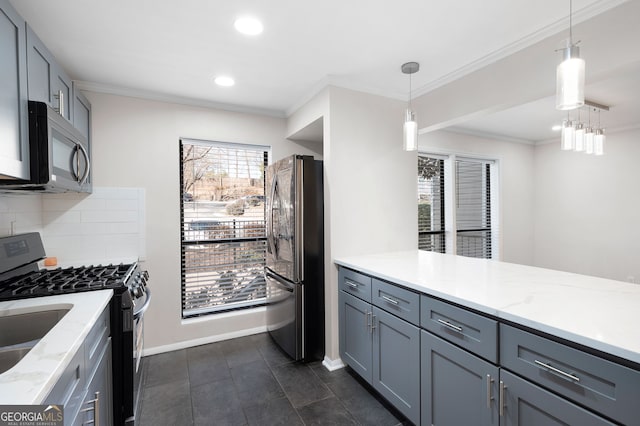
[81,210,138,223]
[42,210,82,225]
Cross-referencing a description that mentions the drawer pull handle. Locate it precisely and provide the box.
[381,295,399,305]
[346,280,359,289]
[81,391,100,425]
[437,319,463,332]
[486,374,494,408]
[499,380,506,417]
[534,360,580,382]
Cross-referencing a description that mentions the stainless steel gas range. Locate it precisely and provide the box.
[0,232,150,425]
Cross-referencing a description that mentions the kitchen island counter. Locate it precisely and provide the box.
[0,290,113,404]
[335,250,640,366]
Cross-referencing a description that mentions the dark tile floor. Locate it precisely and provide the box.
[138,332,409,426]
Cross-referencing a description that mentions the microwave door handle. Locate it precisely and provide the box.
[70,144,81,182]
[77,143,91,185]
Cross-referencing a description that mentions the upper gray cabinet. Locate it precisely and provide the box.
[0,0,29,180]
[26,24,73,122]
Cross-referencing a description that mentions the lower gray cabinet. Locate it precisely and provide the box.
[339,290,372,382]
[421,331,499,426]
[339,288,420,425]
[78,339,112,426]
[373,306,420,424]
[499,370,615,426]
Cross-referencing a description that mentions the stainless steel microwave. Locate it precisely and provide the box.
[0,101,91,192]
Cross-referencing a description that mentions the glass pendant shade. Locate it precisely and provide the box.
[574,123,585,151]
[594,129,605,155]
[584,128,594,154]
[560,120,575,150]
[403,109,418,151]
[556,48,585,111]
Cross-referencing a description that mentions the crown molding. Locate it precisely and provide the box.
[445,126,536,145]
[74,80,287,118]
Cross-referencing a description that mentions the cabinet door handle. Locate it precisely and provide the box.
[81,391,100,425]
[381,295,399,305]
[486,374,494,408]
[371,314,377,331]
[365,311,371,329]
[346,280,358,289]
[534,359,580,382]
[499,380,506,417]
[437,318,463,332]
[54,90,65,117]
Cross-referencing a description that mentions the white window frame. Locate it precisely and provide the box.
[420,151,501,260]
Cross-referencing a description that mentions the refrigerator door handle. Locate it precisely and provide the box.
[267,174,278,257]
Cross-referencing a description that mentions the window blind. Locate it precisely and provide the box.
[418,155,445,253]
[455,159,492,259]
[180,139,269,318]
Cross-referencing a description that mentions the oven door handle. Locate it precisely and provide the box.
[133,288,151,319]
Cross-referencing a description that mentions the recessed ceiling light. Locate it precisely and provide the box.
[214,76,235,87]
[234,16,263,35]
[552,124,562,131]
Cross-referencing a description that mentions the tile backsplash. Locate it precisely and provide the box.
[0,187,145,265]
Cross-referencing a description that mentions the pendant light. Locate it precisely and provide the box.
[584,108,594,154]
[402,62,419,151]
[556,0,585,111]
[574,109,585,151]
[594,109,605,155]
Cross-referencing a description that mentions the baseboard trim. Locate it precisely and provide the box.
[142,326,268,356]
[322,356,346,371]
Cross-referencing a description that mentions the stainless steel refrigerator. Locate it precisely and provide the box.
[265,154,324,361]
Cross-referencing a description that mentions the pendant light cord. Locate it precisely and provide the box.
[569,0,573,45]
[409,72,413,109]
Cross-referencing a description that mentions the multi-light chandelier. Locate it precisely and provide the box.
[555,0,610,155]
[560,101,608,155]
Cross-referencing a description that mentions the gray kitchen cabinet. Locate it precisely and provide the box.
[373,306,420,424]
[499,369,615,426]
[339,290,373,382]
[0,0,29,180]
[26,24,73,122]
[78,339,112,426]
[338,267,420,425]
[43,306,111,426]
[421,330,499,426]
[72,83,91,141]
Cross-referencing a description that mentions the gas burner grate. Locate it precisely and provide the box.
[0,263,136,300]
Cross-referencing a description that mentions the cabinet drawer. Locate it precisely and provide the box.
[372,279,419,326]
[500,324,640,426]
[339,267,372,302]
[85,306,110,381]
[420,295,497,363]
[43,344,85,423]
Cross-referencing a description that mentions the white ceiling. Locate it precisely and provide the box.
[10,0,623,120]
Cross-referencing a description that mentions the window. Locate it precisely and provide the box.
[417,154,498,259]
[180,139,269,318]
[418,156,445,253]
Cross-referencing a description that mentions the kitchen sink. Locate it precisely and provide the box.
[0,308,69,348]
[0,308,70,373]
[0,347,32,374]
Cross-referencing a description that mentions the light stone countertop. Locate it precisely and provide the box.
[0,290,113,404]
[334,250,640,366]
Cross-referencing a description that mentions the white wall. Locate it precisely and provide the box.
[420,130,536,266]
[323,86,417,362]
[86,92,321,352]
[532,128,640,282]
